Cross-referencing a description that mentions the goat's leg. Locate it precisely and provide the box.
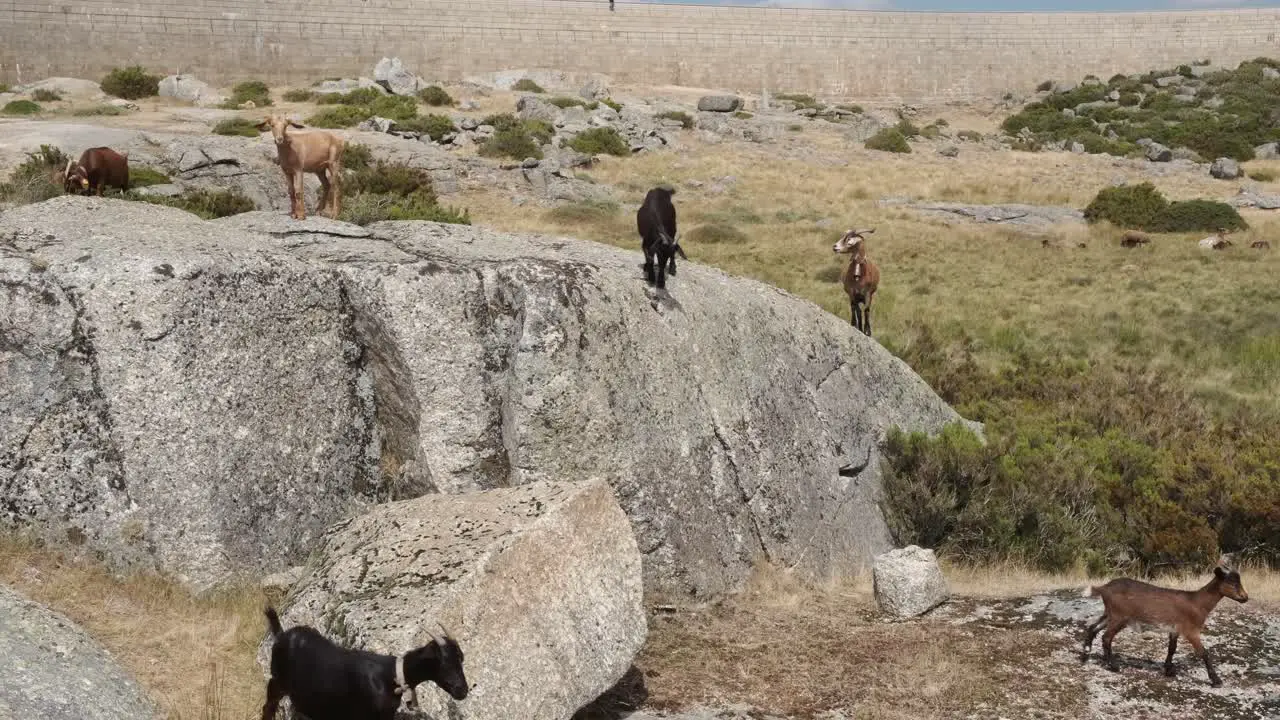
[643,247,656,285]
[260,678,284,720]
[317,170,332,220]
[292,171,307,220]
[1101,621,1127,673]
[1188,633,1221,687]
[328,164,343,219]
[864,303,873,336]
[282,169,300,219]
[655,250,668,289]
[1080,615,1106,662]
[1164,632,1179,677]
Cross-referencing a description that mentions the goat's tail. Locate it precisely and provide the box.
[1081,585,1097,598]
[264,606,285,637]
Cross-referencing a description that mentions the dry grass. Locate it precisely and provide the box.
[0,536,267,719]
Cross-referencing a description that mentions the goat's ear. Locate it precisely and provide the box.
[288,121,305,129]
[254,121,269,131]
[1214,565,1227,579]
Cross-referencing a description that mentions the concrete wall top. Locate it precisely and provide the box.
[3,1,1279,100]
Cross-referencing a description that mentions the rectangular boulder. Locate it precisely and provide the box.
[267,479,646,720]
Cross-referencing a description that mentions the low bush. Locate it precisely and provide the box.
[0,83,9,93]
[342,143,373,171]
[316,87,384,106]
[567,127,629,156]
[656,110,695,129]
[1249,170,1276,182]
[1036,80,1054,92]
[31,89,62,102]
[0,145,69,205]
[340,160,469,226]
[128,188,255,219]
[418,85,454,107]
[686,223,749,244]
[512,78,545,93]
[282,88,317,102]
[775,92,819,109]
[524,119,554,146]
[397,114,457,142]
[101,66,160,100]
[548,96,590,109]
[599,98,623,112]
[895,119,921,137]
[1083,182,1247,232]
[212,118,262,137]
[368,94,418,122]
[864,128,911,153]
[478,127,543,160]
[734,111,754,120]
[129,167,170,187]
[306,106,371,128]
[2,100,40,115]
[956,129,983,142]
[73,105,126,116]
[221,80,272,109]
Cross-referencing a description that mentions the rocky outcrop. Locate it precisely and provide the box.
[872,545,950,618]
[877,197,1085,230]
[697,95,743,113]
[373,57,426,96]
[1,197,976,596]
[158,74,227,108]
[1210,157,1243,180]
[266,479,645,720]
[0,584,161,720]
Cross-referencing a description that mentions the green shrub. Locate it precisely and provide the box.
[478,128,543,160]
[368,94,418,122]
[480,113,522,131]
[418,85,454,107]
[545,199,620,225]
[957,130,983,142]
[306,106,370,128]
[2,100,40,115]
[567,127,629,156]
[1118,92,1141,107]
[1036,80,1054,92]
[864,128,911,153]
[1148,200,1248,233]
[340,160,469,226]
[1083,182,1169,228]
[512,78,545,93]
[0,83,9,93]
[316,87,384,106]
[73,105,126,116]
[895,119,920,137]
[282,88,317,102]
[397,114,457,142]
[599,98,622,112]
[101,66,160,100]
[212,117,262,137]
[128,188,255,219]
[0,144,69,205]
[521,119,552,146]
[31,89,62,102]
[656,110,695,129]
[1248,170,1276,182]
[686,223,749,244]
[221,80,272,108]
[342,143,374,171]
[734,111,754,120]
[129,167,170,187]
[548,96,589,109]
[775,92,819,109]
[838,104,864,114]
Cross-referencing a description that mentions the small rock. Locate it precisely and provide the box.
[134,184,184,198]
[697,95,743,113]
[579,75,611,100]
[937,145,959,158]
[158,74,227,108]
[356,117,395,134]
[1145,142,1173,162]
[1265,67,1280,81]
[460,117,479,131]
[373,56,425,96]
[1155,75,1183,88]
[1254,142,1280,160]
[1108,90,1121,101]
[1061,108,1075,118]
[107,98,139,111]
[260,566,305,595]
[873,545,950,618]
[1210,157,1242,179]
[476,125,496,136]
[1053,81,1077,94]
[521,157,540,169]
[1071,142,1085,154]
[460,100,480,111]
[312,78,385,96]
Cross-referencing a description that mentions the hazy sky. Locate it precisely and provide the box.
[641,0,1280,10]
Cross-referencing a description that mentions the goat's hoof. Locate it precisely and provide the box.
[1107,664,1120,673]
[1209,678,1223,688]
[1079,652,1090,664]
[1163,665,1176,678]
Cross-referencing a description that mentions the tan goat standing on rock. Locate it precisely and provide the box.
[833,228,880,337]
[257,114,346,220]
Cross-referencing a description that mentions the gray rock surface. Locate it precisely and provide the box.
[1255,142,1280,160]
[373,57,425,96]
[1,197,975,596]
[14,77,105,102]
[312,78,386,96]
[1145,142,1173,162]
[516,95,562,124]
[0,584,161,720]
[1229,188,1280,210]
[267,479,645,720]
[877,197,1085,229]
[1210,157,1243,180]
[697,95,743,113]
[872,545,950,617]
[157,74,227,107]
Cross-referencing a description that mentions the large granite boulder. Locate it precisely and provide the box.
[0,584,161,720]
[265,479,645,720]
[1,197,977,596]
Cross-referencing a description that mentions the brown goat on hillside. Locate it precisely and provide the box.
[256,114,346,220]
[1079,565,1249,687]
[62,147,130,196]
[833,228,880,337]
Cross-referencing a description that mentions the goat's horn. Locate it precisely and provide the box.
[436,622,450,639]
[64,158,74,174]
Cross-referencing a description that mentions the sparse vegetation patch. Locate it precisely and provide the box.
[220,80,272,109]
[101,65,160,100]
[212,117,262,137]
[2,100,40,115]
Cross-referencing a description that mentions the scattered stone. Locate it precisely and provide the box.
[1052,81,1077,94]
[1210,157,1243,180]
[1255,142,1280,160]
[373,56,425,96]
[937,145,959,158]
[312,78,386,96]
[1228,188,1280,210]
[460,99,480,111]
[521,157,540,169]
[1145,142,1173,162]
[107,98,138,111]
[579,75,612,100]
[516,95,561,124]
[1265,67,1280,81]
[697,95,743,113]
[1199,234,1232,250]
[877,197,1085,229]
[15,77,106,102]
[260,566,305,595]
[873,545,950,618]
[158,74,226,107]
[0,584,162,720]
[1108,90,1121,101]
[263,480,647,720]
[1155,75,1184,87]
[134,183,183,198]
[1070,142,1085,154]
[356,116,395,134]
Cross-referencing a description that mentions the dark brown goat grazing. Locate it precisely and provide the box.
[1079,565,1249,687]
[261,607,469,720]
[62,147,130,196]
[1121,230,1151,248]
[1252,240,1272,250]
[833,228,880,336]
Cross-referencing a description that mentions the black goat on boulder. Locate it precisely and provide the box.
[636,184,688,290]
[260,606,469,720]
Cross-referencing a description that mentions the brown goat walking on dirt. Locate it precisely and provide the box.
[1079,565,1249,687]
[833,228,880,337]
[256,114,346,220]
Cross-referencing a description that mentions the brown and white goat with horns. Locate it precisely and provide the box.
[1080,563,1249,687]
[256,114,346,220]
[832,228,880,336]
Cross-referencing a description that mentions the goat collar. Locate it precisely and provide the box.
[394,654,417,710]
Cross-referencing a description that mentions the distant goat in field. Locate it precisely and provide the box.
[62,147,129,196]
[1252,240,1271,250]
[636,184,688,290]
[1079,564,1249,687]
[256,114,346,220]
[260,606,469,720]
[1120,230,1151,248]
[833,228,880,336]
